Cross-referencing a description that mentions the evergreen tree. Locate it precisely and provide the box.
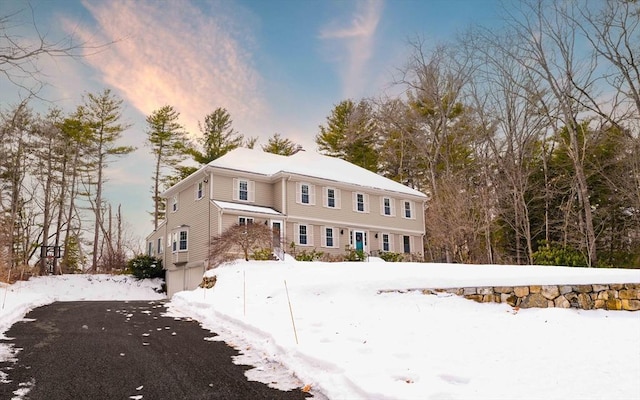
[80,89,134,272]
[145,105,188,229]
[316,99,379,172]
[189,108,243,164]
[262,133,300,155]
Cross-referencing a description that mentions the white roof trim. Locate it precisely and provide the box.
[213,200,283,216]
[208,148,427,198]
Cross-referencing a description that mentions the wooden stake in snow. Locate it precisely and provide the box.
[284,280,298,345]
[2,267,11,310]
[243,270,246,317]
[2,284,7,310]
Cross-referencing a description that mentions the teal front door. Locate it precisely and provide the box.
[354,231,364,251]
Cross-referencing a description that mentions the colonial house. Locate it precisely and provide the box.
[146,148,427,296]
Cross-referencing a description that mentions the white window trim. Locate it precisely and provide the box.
[296,182,316,205]
[403,200,415,219]
[321,226,339,248]
[233,178,255,202]
[352,192,369,213]
[195,181,204,200]
[238,216,254,225]
[381,197,396,217]
[157,237,162,254]
[294,223,314,246]
[172,228,189,253]
[171,195,178,213]
[147,241,153,256]
[323,187,341,209]
[381,233,393,252]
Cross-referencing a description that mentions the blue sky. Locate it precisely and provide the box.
[1,0,501,247]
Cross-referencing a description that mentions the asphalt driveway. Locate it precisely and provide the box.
[0,301,312,400]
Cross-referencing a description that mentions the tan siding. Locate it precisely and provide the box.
[284,177,425,258]
[164,180,212,268]
[273,179,284,212]
[254,180,274,207]
[212,174,274,207]
[211,175,234,202]
[286,179,424,235]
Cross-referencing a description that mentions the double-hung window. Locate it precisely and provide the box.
[147,241,153,256]
[382,233,391,252]
[403,200,414,219]
[297,183,315,205]
[353,192,368,213]
[381,197,395,216]
[171,195,178,212]
[195,181,204,200]
[323,227,338,248]
[172,228,189,253]
[157,238,162,254]
[233,178,255,202]
[239,180,248,201]
[327,189,335,208]
[323,187,340,209]
[295,223,313,246]
[357,194,365,212]
[299,225,308,245]
[179,231,188,251]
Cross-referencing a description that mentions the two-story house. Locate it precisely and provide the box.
[146,148,427,296]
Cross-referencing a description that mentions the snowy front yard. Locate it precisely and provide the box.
[2,262,640,399]
[167,260,640,400]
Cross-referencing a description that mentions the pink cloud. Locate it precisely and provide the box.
[65,0,266,138]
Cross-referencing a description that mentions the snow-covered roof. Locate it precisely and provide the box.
[208,148,427,198]
[212,200,283,216]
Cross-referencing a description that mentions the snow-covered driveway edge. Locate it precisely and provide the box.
[0,274,166,340]
[166,292,341,397]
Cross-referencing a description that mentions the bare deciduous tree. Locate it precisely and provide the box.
[1,4,116,96]
[209,222,274,266]
[499,0,601,265]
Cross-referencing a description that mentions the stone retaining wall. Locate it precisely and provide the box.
[419,283,640,311]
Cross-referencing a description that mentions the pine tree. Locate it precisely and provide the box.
[80,89,134,272]
[262,133,300,155]
[316,99,379,172]
[189,108,243,164]
[146,105,188,229]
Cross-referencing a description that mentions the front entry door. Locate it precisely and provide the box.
[354,230,365,252]
[270,220,282,248]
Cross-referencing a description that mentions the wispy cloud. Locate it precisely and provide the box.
[64,0,265,138]
[319,0,383,98]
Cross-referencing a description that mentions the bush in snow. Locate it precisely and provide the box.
[344,248,366,262]
[251,247,275,260]
[532,241,588,267]
[379,252,403,262]
[127,254,165,280]
[295,248,324,261]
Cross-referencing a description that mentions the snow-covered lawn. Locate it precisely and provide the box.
[2,263,640,399]
[167,259,640,400]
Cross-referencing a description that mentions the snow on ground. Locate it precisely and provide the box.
[166,259,640,400]
[1,275,165,339]
[0,274,165,397]
[1,264,639,399]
